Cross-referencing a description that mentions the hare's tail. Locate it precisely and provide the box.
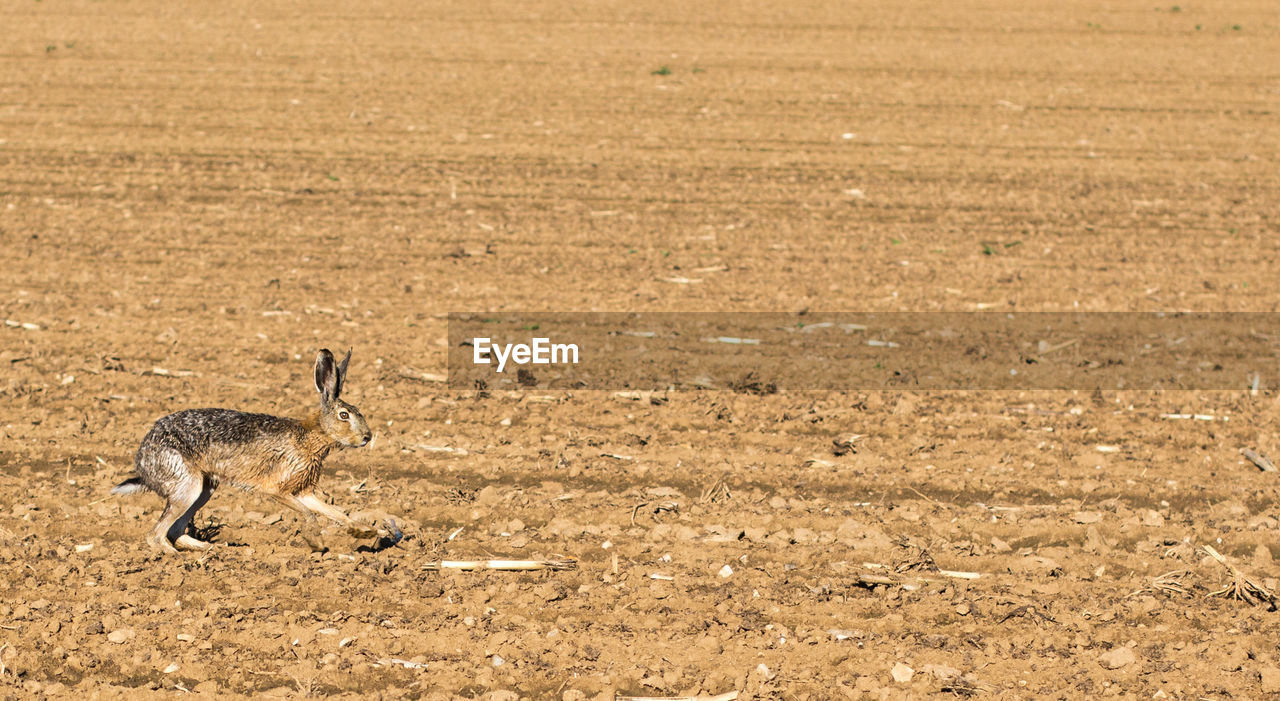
[112,477,148,496]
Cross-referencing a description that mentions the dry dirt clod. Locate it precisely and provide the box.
[1260,666,1280,694]
[106,628,135,644]
[1097,646,1136,670]
[921,664,961,681]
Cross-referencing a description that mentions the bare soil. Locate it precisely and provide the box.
[3,0,1280,698]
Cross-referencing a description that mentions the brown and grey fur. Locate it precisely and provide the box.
[113,348,385,554]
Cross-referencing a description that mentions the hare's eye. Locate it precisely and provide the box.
[339,411,350,420]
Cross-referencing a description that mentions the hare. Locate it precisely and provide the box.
[113,348,393,554]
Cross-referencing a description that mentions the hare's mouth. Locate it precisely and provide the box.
[336,433,372,448]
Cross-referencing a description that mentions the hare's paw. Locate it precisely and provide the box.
[146,533,180,555]
[356,519,405,550]
[384,518,404,544]
[175,535,213,552]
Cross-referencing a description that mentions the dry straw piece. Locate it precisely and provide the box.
[1202,544,1277,606]
[1240,448,1277,472]
[1146,570,1193,597]
[844,561,982,590]
[421,557,577,572]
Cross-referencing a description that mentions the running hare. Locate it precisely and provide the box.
[113,348,393,553]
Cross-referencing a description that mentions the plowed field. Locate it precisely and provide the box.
[3,1,1280,698]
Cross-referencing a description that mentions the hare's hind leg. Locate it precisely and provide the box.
[172,475,216,551]
[143,450,213,554]
[148,479,197,554]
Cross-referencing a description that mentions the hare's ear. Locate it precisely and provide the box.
[334,348,352,399]
[315,349,338,405]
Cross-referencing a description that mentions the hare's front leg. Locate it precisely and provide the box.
[267,493,330,552]
[296,493,386,539]
[268,492,389,551]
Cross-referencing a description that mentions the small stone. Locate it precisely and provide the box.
[1253,544,1273,568]
[1141,510,1165,527]
[163,663,180,674]
[891,662,914,683]
[106,628,135,644]
[1220,646,1248,672]
[921,664,960,681]
[1260,666,1280,693]
[718,564,734,578]
[1084,525,1112,553]
[835,521,893,549]
[765,529,792,545]
[1098,646,1136,669]
[534,583,567,603]
[1248,515,1279,530]
[1073,511,1103,524]
[1009,555,1061,576]
[674,526,701,541]
[955,602,971,616]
